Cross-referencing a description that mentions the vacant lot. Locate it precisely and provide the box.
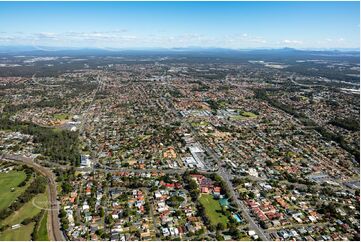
[0,170,27,211]
[199,194,228,226]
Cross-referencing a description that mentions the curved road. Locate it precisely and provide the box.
[2,154,65,241]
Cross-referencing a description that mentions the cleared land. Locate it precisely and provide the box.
[199,194,228,226]
[0,222,35,241]
[0,170,27,211]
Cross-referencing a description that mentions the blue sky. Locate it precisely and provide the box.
[0,1,359,49]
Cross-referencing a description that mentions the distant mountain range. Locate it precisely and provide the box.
[0,46,359,58]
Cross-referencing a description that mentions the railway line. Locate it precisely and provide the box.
[2,154,65,241]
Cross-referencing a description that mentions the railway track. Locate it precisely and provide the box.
[2,154,65,241]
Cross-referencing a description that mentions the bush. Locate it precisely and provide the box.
[21,217,33,225]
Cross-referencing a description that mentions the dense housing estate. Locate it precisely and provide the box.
[0,49,359,241]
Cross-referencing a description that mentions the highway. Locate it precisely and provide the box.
[2,154,65,241]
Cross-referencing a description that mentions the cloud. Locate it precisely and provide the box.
[0,30,272,48]
[0,29,357,49]
[0,35,16,42]
[325,37,345,43]
[222,33,268,47]
[282,39,303,45]
[6,31,355,49]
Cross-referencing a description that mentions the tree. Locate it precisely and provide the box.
[99,207,105,217]
[105,214,114,225]
[229,226,241,240]
[95,229,104,237]
[259,220,268,229]
[216,222,226,231]
[208,224,216,232]
[62,182,72,194]
[21,217,32,225]
[216,232,224,241]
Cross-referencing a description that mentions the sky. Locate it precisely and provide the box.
[0,1,359,49]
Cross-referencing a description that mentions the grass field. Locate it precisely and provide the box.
[240,111,257,118]
[240,236,252,240]
[199,194,229,226]
[0,222,35,241]
[191,121,209,127]
[53,113,70,120]
[1,192,48,227]
[231,111,258,121]
[0,170,27,211]
[35,211,49,241]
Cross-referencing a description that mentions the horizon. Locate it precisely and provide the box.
[0,1,360,49]
[0,45,360,53]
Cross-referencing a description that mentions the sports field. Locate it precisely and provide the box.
[240,111,257,118]
[199,194,229,226]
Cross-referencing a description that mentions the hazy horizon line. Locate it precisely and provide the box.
[0,45,359,52]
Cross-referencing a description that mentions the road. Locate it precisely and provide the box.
[188,125,269,240]
[218,166,269,240]
[30,74,61,87]
[2,154,65,241]
[161,94,269,240]
[265,222,329,233]
[143,188,159,237]
[79,165,187,174]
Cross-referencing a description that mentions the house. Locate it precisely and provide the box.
[162,228,170,237]
[85,186,91,196]
[293,215,303,223]
[112,211,119,220]
[82,202,90,211]
[80,155,91,168]
[308,215,317,223]
[272,220,281,227]
[201,187,209,193]
[275,197,289,209]
[140,229,151,239]
[213,186,221,197]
